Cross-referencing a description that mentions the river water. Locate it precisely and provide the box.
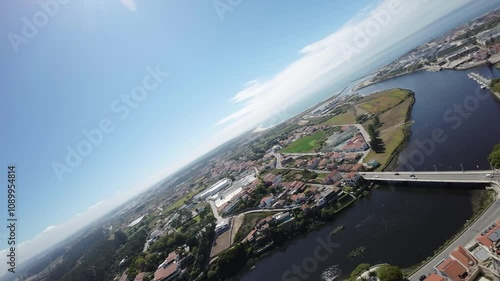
[238,65,500,281]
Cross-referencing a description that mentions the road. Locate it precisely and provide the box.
[344,123,371,143]
[208,200,223,223]
[409,198,500,281]
[362,170,500,184]
[237,207,300,216]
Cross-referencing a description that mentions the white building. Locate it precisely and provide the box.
[193,178,232,201]
[215,220,230,236]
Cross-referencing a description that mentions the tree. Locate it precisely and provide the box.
[489,143,500,169]
[217,243,249,278]
[373,116,381,128]
[135,257,146,271]
[350,263,371,281]
[377,264,403,281]
[367,124,376,136]
[320,207,336,221]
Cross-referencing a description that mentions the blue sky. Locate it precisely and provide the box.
[1,0,498,266]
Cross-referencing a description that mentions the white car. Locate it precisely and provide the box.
[375,175,379,178]
[485,174,493,178]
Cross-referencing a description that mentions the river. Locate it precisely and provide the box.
[238,65,500,281]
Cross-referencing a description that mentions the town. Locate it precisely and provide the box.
[354,9,500,90]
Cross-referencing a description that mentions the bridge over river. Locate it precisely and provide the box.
[361,170,499,185]
[362,169,500,281]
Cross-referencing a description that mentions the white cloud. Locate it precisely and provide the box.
[215,0,475,139]
[121,0,137,11]
[41,225,57,233]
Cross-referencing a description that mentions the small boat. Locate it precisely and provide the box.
[330,225,345,235]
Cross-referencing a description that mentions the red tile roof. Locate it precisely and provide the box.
[134,272,146,281]
[154,263,178,281]
[351,163,364,172]
[436,258,467,281]
[290,193,305,202]
[424,274,446,281]
[165,251,177,265]
[260,195,273,204]
[343,172,359,179]
[450,245,476,268]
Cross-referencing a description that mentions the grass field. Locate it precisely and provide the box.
[357,88,409,114]
[364,94,414,170]
[495,62,500,70]
[281,131,327,153]
[322,110,356,125]
[162,185,206,215]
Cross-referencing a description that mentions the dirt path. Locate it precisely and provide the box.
[230,214,245,244]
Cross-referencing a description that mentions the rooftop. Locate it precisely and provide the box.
[134,272,145,281]
[154,263,178,281]
[424,274,446,281]
[436,258,467,281]
[476,221,500,247]
[450,245,476,268]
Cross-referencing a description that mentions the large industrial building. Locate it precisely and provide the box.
[193,178,232,201]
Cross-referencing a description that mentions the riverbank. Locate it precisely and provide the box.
[361,90,415,171]
[490,79,500,99]
[403,189,497,277]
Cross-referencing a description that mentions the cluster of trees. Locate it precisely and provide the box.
[489,143,500,169]
[206,243,249,281]
[367,116,385,153]
[44,230,109,280]
[349,263,403,281]
[377,264,404,281]
[59,230,129,281]
[491,78,500,94]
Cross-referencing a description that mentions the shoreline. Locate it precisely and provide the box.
[404,189,497,278]
[380,91,416,172]
[490,89,500,100]
[354,60,498,92]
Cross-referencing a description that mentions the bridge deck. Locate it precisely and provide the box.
[361,170,499,184]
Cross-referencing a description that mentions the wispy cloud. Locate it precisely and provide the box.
[216,0,474,135]
[121,0,137,11]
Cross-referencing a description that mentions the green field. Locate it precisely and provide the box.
[162,185,206,215]
[281,131,327,153]
[322,110,356,125]
[358,88,409,114]
[364,94,414,170]
[495,62,500,70]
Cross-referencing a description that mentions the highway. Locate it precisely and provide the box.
[409,198,500,281]
[361,170,500,184]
